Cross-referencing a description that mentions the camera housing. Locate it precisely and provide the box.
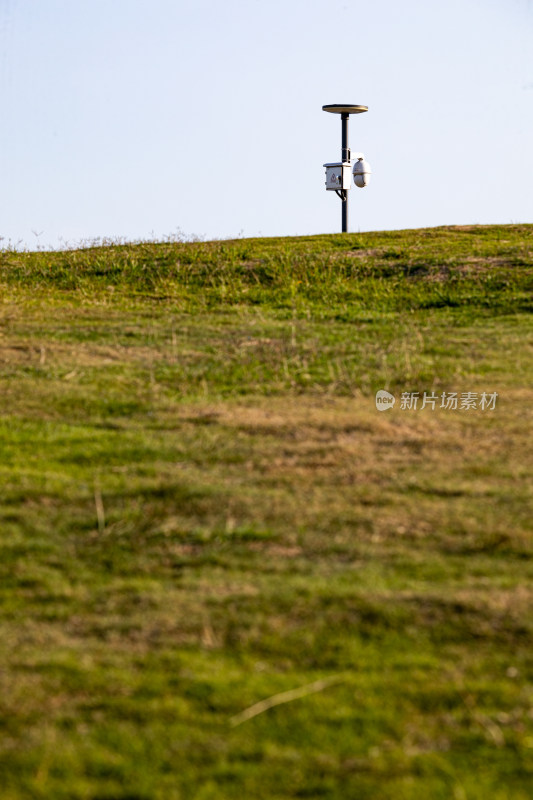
[353,156,371,188]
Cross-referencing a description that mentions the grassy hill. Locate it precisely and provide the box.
[0,225,532,799]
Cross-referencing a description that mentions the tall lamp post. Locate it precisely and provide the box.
[322,104,371,233]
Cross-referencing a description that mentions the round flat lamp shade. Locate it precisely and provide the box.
[322,104,368,114]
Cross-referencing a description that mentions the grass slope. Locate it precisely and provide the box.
[0,225,532,799]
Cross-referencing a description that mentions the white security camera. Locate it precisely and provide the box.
[353,156,371,188]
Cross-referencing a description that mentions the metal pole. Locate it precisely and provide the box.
[341,113,349,233]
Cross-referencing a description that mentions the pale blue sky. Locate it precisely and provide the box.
[1,0,532,247]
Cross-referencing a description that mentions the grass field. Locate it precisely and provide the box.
[0,224,532,799]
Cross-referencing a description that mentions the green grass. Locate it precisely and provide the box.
[0,224,532,799]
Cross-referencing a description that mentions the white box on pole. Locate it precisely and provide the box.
[323,162,352,191]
